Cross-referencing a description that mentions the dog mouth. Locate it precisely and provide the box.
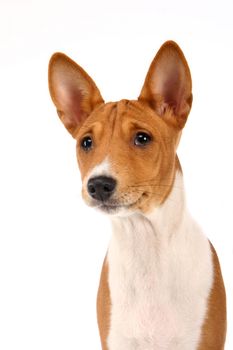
[97,203,124,214]
[92,192,148,214]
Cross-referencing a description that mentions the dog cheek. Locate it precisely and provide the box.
[140,191,161,214]
[81,185,92,205]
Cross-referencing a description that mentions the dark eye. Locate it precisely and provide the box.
[81,136,93,151]
[134,132,152,147]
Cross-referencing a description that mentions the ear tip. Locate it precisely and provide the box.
[162,40,180,48]
[159,40,186,56]
[49,52,69,68]
[159,40,191,74]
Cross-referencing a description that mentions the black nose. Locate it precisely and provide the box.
[87,176,117,201]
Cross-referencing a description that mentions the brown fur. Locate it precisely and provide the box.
[139,41,193,130]
[76,99,180,213]
[97,258,111,350]
[48,52,104,136]
[197,244,227,349]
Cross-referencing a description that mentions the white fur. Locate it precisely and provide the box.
[83,157,112,189]
[107,172,213,350]
[88,157,111,178]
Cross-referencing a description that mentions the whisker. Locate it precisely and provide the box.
[131,189,179,205]
[127,183,182,190]
[124,182,183,193]
[129,176,175,186]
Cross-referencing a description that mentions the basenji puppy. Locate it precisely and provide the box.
[48,41,227,350]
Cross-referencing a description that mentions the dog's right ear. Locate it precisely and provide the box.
[48,53,104,137]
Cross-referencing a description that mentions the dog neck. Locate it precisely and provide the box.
[107,170,215,350]
[110,170,187,245]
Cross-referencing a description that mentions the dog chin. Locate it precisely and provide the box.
[84,194,146,217]
[96,203,135,217]
[84,200,137,217]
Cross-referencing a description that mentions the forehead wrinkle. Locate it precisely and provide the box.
[94,103,118,161]
[94,102,118,161]
[107,103,118,142]
[109,99,130,140]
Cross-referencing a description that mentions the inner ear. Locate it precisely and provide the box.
[55,78,86,131]
[138,41,192,129]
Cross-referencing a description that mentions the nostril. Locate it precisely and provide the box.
[88,184,96,194]
[104,184,112,192]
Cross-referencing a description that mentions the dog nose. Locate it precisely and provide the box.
[87,176,117,201]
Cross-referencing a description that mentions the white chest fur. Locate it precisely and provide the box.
[107,173,213,350]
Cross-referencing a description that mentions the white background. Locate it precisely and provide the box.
[0,0,232,349]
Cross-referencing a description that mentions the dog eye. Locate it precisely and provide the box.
[134,132,152,147]
[81,136,93,151]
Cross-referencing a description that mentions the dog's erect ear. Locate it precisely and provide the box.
[138,41,192,129]
[48,53,104,137]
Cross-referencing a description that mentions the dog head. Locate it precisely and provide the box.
[48,41,192,215]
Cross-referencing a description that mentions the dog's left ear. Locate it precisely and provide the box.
[138,41,192,129]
